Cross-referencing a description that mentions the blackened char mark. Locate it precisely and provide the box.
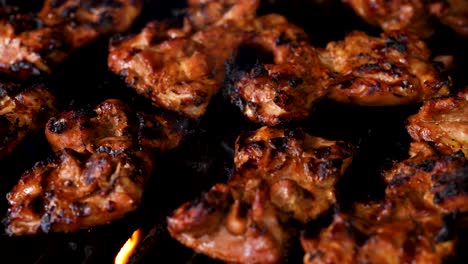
[384,36,408,53]
[433,164,468,204]
[268,137,288,152]
[47,117,66,134]
[434,213,457,242]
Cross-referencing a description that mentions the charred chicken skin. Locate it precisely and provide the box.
[228,15,329,125]
[108,0,263,119]
[168,127,354,263]
[302,97,468,264]
[302,142,467,264]
[407,93,468,157]
[319,30,451,106]
[0,0,142,78]
[0,82,56,158]
[108,17,246,118]
[232,29,450,125]
[4,99,186,235]
[109,0,329,121]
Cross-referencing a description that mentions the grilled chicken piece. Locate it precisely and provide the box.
[0,0,142,78]
[168,127,354,263]
[0,82,56,158]
[302,201,454,264]
[108,16,247,118]
[5,99,186,235]
[39,0,142,38]
[232,127,354,222]
[302,142,466,264]
[319,30,451,106]
[343,0,434,38]
[4,146,151,235]
[134,110,188,152]
[407,94,468,157]
[228,15,329,125]
[385,142,468,213]
[187,0,260,29]
[108,0,261,119]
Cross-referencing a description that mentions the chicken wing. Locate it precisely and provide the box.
[168,127,354,263]
[319,31,451,105]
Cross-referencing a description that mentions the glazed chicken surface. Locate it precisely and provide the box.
[168,126,354,263]
[302,142,467,264]
[0,0,142,78]
[319,30,451,106]
[108,0,261,118]
[231,28,451,125]
[4,99,186,235]
[407,93,468,157]
[0,82,56,158]
[108,17,245,118]
[228,15,329,125]
[109,0,331,122]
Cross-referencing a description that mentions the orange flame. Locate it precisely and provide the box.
[115,229,142,264]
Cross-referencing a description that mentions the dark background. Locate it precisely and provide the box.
[0,0,466,263]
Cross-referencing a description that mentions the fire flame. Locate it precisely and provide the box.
[115,229,142,264]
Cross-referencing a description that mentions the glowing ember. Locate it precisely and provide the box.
[115,229,142,264]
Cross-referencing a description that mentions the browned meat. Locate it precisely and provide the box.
[5,99,186,235]
[168,127,354,263]
[108,16,247,118]
[4,146,151,235]
[231,28,451,125]
[343,0,434,38]
[109,0,328,122]
[385,142,468,213]
[0,82,56,158]
[407,93,468,156]
[302,141,467,264]
[186,0,260,29]
[39,0,143,38]
[0,0,142,78]
[319,30,451,106]
[45,99,133,153]
[229,15,329,125]
[301,201,453,264]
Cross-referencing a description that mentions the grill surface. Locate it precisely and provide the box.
[0,0,467,263]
